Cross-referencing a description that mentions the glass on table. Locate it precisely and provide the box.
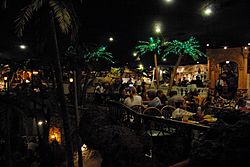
[182,115,189,122]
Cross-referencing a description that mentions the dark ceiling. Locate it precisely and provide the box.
[1,0,250,66]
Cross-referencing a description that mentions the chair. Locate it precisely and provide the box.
[143,107,162,116]
[131,105,146,113]
[142,107,174,160]
[161,105,176,119]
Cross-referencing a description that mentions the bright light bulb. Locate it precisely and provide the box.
[38,121,43,126]
[226,61,230,64]
[133,52,137,57]
[109,37,114,42]
[203,7,212,16]
[155,27,161,33]
[69,78,73,83]
[81,144,88,151]
[224,46,227,50]
[163,58,166,61]
[165,0,173,3]
[20,45,27,49]
[206,43,210,47]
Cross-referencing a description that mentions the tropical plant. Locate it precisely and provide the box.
[65,45,113,65]
[135,37,167,89]
[15,0,81,166]
[162,37,205,94]
[65,45,113,103]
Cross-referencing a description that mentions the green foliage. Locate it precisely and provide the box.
[162,37,205,60]
[65,45,114,64]
[86,46,114,63]
[135,37,163,56]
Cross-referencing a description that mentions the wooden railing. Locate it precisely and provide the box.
[108,101,209,131]
[107,101,210,161]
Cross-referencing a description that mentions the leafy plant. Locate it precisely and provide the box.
[162,37,205,93]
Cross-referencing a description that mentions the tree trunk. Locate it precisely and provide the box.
[73,71,83,167]
[81,67,91,104]
[50,11,74,167]
[76,68,82,105]
[168,54,182,95]
[154,53,159,89]
[7,107,12,167]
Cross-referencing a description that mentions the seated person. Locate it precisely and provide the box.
[168,90,186,108]
[144,90,162,108]
[172,102,194,119]
[124,86,142,107]
[156,89,167,105]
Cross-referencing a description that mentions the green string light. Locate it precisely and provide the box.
[162,37,205,60]
[65,45,114,64]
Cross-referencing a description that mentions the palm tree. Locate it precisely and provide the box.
[15,1,81,166]
[65,45,113,103]
[162,37,205,94]
[135,37,166,89]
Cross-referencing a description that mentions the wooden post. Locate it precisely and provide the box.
[154,53,159,89]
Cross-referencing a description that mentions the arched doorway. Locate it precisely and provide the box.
[218,61,238,99]
[207,47,249,98]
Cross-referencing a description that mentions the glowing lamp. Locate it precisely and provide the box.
[20,45,27,49]
[109,37,114,42]
[204,7,212,16]
[165,0,173,3]
[32,71,39,75]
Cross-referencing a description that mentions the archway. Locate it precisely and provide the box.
[217,61,238,99]
[207,47,249,97]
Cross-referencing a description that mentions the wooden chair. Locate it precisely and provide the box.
[143,106,173,160]
[161,105,176,119]
[131,105,146,114]
[143,107,162,116]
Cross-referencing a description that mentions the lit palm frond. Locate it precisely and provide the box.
[15,0,45,37]
[85,46,114,64]
[65,45,114,64]
[162,37,205,60]
[135,37,162,56]
[49,0,72,34]
[15,0,72,37]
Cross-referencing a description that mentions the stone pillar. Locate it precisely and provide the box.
[247,74,250,98]
[238,66,244,89]
[243,47,249,89]
[207,57,211,80]
[210,60,216,89]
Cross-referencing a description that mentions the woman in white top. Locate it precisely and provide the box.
[124,86,142,107]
